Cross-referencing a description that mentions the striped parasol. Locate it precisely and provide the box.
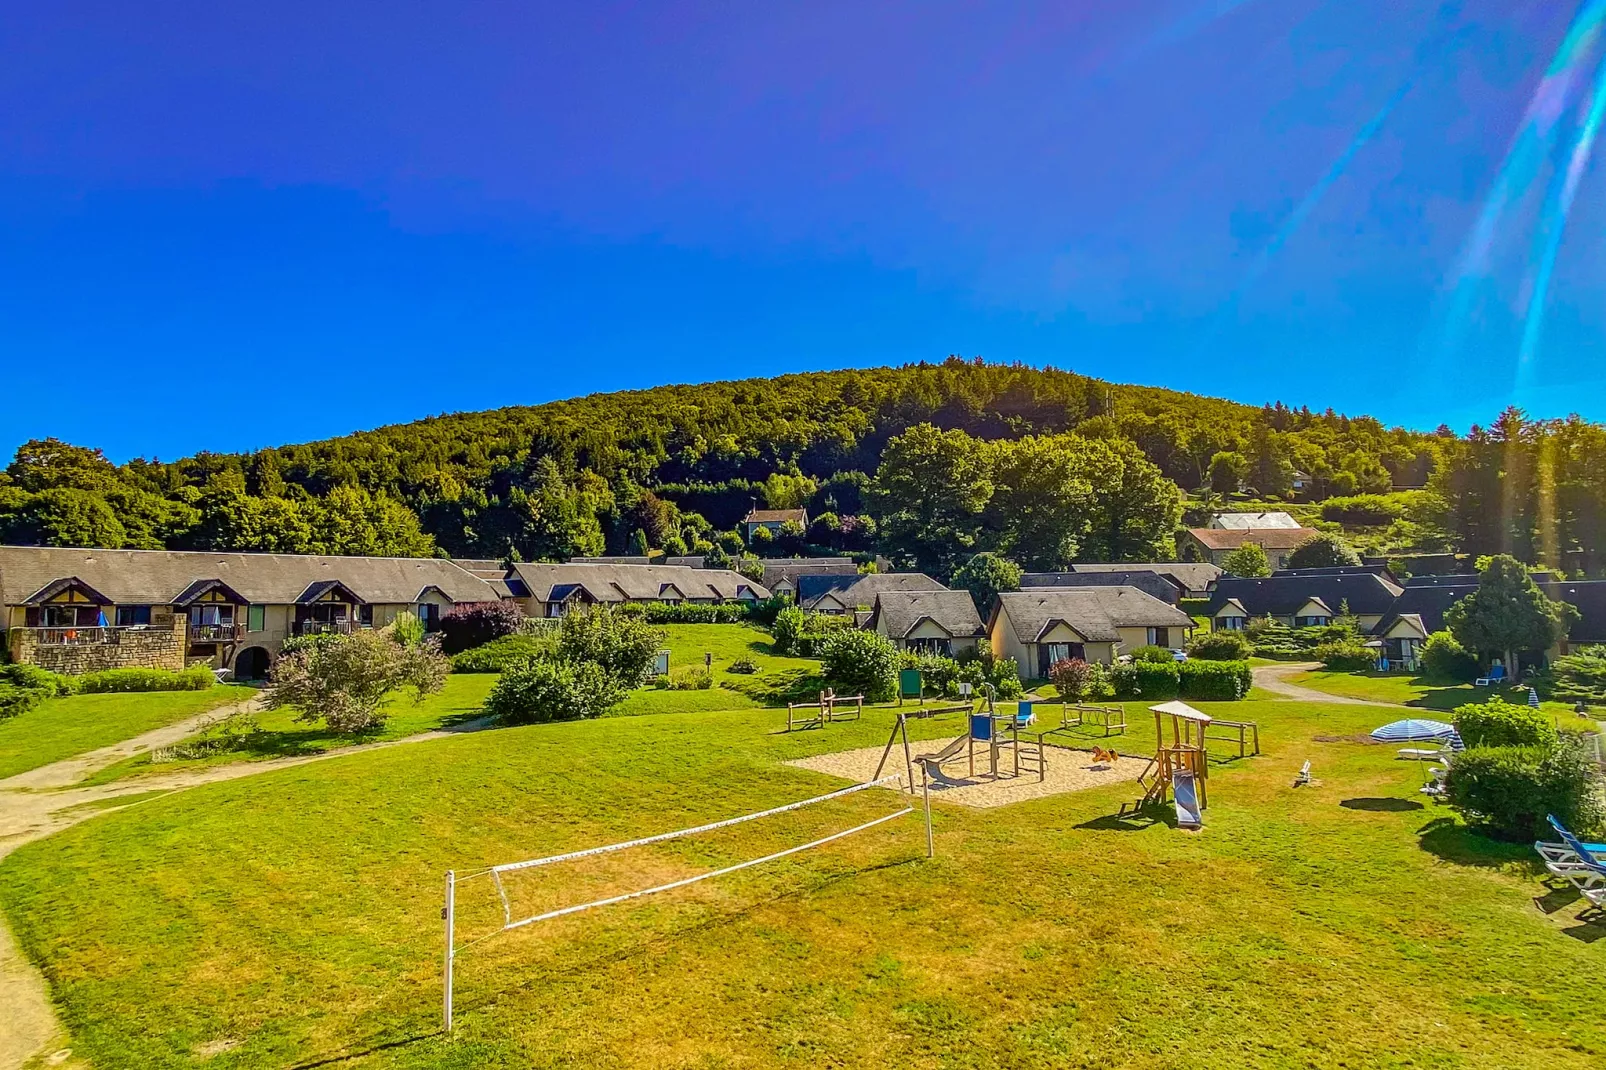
[1370,718,1464,751]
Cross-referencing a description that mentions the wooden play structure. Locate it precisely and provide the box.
[1204,716,1260,759]
[785,690,865,732]
[1051,701,1127,738]
[873,699,1046,789]
[1124,701,1212,829]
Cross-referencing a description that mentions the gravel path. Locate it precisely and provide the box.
[0,708,492,1070]
[1252,662,1411,708]
[787,740,1144,809]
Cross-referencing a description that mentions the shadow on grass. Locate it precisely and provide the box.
[1075,808,1173,832]
[1340,797,1424,812]
[286,1031,436,1069]
[1416,816,1537,870]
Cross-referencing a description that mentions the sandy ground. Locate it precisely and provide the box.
[786,739,1146,809]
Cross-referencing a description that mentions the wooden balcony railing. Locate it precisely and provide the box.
[27,626,116,646]
[188,623,245,643]
[292,619,365,636]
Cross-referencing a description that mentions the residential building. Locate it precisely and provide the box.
[759,557,859,599]
[743,508,807,541]
[1180,527,1321,571]
[988,587,1194,676]
[506,562,767,618]
[1203,571,1404,632]
[1208,511,1302,530]
[0,546,502,678]
[1020,571,1185,605]
[797,572,946,614]
[1057,562,1221,598]
[863,591,986,657]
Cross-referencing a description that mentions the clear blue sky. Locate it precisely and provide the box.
[3,1,1604,462]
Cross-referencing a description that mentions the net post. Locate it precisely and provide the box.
[921,767,934,859]
[443,869,456,1033]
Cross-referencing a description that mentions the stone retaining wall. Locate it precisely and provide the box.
[7,620,188,673]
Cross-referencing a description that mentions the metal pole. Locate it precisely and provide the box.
[921,767,934,859]
[443,869,456,1033]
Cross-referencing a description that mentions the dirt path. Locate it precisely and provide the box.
[0,711,493,1070]
[1252,661,1411,708]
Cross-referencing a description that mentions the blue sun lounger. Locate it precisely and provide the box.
[1540,815,1606,904]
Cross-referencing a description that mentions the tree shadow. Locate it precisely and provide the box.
[1416,816,1537,870]
[1075,809,1172,832]
[285,1031,436,1069]
[1340,797,1424,812]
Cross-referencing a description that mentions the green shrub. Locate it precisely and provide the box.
[1188,631,1252,661]
[666,666,715,690]
[642,601,748,624]
[555,607,665,689]
[771,605,852,657]
[818,629,899,702]
[389,611,427,648]
[1111,659,1179,699]
[1444,737,1606,841]
[1454,697,1559,749]
[1178,659,1250,700]
[986,655,1024,699]
[0,684,48,720]
[725,658,758,675]
[1049,658,1096,702]
[1130,645,1177,664]
[1314,640,1374,672]
[449,633,553,673]
[438,601,524,655]
[76,666,216,693]
[484,659,619,725]
[1420,630,1479,683]
[1550,644,1606,704]
[0,663,76,696]
[1320,494,1405,526]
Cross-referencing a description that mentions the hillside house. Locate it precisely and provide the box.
[1208,511,1301,530]
[1058,562,1221,598]
[988,587,1194,676]
[1203,571,1404,633]
[1021,570,1185,605]
[1180,527,1320,571]
[743,508,807,541]
[0,546,502,678]
[864,590,986,657]
[759,558,859,599]
[506,562,767,618]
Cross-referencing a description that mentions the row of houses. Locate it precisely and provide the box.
[1203,565,1606,666]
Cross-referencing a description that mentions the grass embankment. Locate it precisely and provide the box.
[2,695,1601,1068]
[78,675,497,786]
[1291,669,1587,720]
[0,686,254,780]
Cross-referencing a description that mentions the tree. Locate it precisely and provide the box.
[1209,451,1249,494]
[1221,542,1271,577]
[265,629,448,734]
[818,629,900,702]
[871,423,993,576]
[1075,438,1184,561]
[1444,554,1580,677]
[555,607,665,690]
[951,552,1022,611]
[628,527,651,556]
[1286,532,1361,570]
[986,435,1092,569]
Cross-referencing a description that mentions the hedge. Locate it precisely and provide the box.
[1314,640,1375,672]
[641,602,749,624]
[1454,698,1558,749]
[438,601,524,655]
[1444,737,1606,841]
[76,666,216,693]
[1111,660,1179,699]
[449,633,553,673]
[1179,660,1251,700]
[1188,631,1252,661]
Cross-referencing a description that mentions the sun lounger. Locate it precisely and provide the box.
[1397,747,1444,761]
[1541,815,1606,898]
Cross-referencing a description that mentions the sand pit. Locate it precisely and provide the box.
[786,741,1146,808]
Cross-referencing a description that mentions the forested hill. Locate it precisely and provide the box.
[0,358,1596,573]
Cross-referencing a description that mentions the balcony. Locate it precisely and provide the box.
[188,623,245,643]
[292,619,366,637]
[27,626,118,646]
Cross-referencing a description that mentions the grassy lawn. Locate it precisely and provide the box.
[3,695,1602,1068]
[0,685,254,780]
[1290,669,1586,720]
[77,674,498,786]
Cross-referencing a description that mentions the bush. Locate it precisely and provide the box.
[1111,659,1179,699]
[666,667,715,690]
[771,605,806,654]
[0,663,75,696]
[1130,645,1177,664]
[484,659,619,725]
[1050,658,1096,702]
[642,601,749,624]
[1188,631,1252,661]
[555,607,665,690]
[818,629,899,702]
[0,684,48,720]
[449,633,553,673]
[438,601,524,655]
[1286,532,1362,569]
[1320,494,1405,526]
[1549,644,1606,704]
[985,654,1024,699]
[1314,640,1374,671]
[770,605,852,657]
[726,658,757,675]
[1420,630,1479,683]
[1454,697,1559,749]
[1178,660,1251,700]
[1444,737,1606,841]
[389,610,427,648]
[76,666,215,693]
[265,630,449,734]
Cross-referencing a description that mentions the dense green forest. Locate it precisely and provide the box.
[0,358,1600,576]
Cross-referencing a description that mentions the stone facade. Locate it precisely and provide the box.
[7,616,188,674]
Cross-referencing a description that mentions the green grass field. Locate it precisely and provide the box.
[0,685,254,780]
[1289,669,1588,720]
[3,692,1601,1068]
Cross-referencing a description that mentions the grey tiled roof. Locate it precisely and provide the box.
[867,590,985,640]
[992,587,1192,644]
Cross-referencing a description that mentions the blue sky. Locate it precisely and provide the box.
[3,1,1604,462]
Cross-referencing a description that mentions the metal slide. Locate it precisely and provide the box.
[1172,771,1203,829]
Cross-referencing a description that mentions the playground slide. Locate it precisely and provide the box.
[917,734,970,768]
[1172,772,1203,829]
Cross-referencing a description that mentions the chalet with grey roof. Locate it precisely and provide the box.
[864,590,986,657]
[507,562,767,617]
[797,572,947,614]
[0,545,503,677]
[988,587,1194,676]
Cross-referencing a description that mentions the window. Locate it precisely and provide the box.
[358,604,374,626]
[189,604,235,627]
[1295,615,1330,628]
[43,605,100,627]
[909,637,952,656]
[115,605,152,627]
[417,603,440,630]
[247,605,265,633]
[1219,616,1247,631]
[1147,628,1171,647]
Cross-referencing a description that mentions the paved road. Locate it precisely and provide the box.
[0,705,491,1070]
